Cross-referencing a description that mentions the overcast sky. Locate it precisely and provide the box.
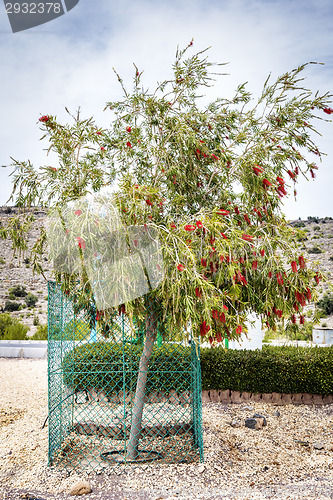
[0,0,332,219]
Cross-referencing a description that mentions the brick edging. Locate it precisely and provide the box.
[202,389,333,405]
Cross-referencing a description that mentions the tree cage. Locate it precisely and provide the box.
[47,281,203,471]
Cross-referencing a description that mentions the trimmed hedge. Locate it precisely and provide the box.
[62,343,333,397]
[201,345,333,396]
[62,342,192,396]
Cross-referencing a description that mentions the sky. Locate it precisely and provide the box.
[0,0,332,220]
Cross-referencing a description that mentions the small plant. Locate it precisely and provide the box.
[33,316,40,326]
[0,257,5,265]
[317,294,333,316]
[314,225,321,231]
[293,221,305,228]
[308,246,323,254]
[30,324,48,340]
[0,313,29,340]
[8,285,27,298]
[23,257,30,264]
[4,300,21,312]
[321,323,328,328]
[24,293,38,308]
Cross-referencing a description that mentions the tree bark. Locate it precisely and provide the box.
[126,304,157,460]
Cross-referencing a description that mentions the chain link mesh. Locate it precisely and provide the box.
[47,281,203,471]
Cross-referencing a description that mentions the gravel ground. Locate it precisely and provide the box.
[1,358,333,500]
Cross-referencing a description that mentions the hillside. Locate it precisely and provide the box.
[0,207,332,336]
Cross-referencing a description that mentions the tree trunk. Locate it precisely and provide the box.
[126,304,157,460]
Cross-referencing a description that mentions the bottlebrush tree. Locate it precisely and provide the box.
[2,43,332,459]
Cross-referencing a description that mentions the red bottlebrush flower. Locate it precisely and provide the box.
[276,176,284,185]
[133,239,138,247]
[291,261,298,273]
[74,209,82,216]
[39,115,49,122]
[195,149,201,159]
[260,249,265,257]
[253,165,263,175]
[100,147,106,151]
[244,214,251,225]
[184,224,196,231]
[221,232,228,239]
[211,154,219,161]
[306,287,312,301]
[186,239,192,246]
[287,170,296,180]
[242,233,253,242]
[293,303,299,311]
[146,199,153,206]
[295,166,299,175]
[236,325,242,335]
[277,310,283,319]
[223,305,228,311]
[96,131,102,135]
[216,332,224,343]
[262,178,272,188]
[252,260,258,270]
[298,256,305,269]
[291,315,296,324]
[219,255,224,262]
[276,272,284,285]
[268,271,272,278]
[126,141,132,148]
[234,206,240,215]
[315,274,320,284]
[300,315,305,325]
[209,237,216,246]
[196,220,203,228]
[195,287,202,298]
[212,309,219,320]
[96,310,103,321]
[216,209,230,216]
[219,312,226,323]
[126,126,131,132]
[323,107,333,115]
[177,264,185,272]
[76,237,86,250]
[200,321,210,337]
[201,258,207,267]
[277,185,287,196]
[170,222,176,229]
[310,169,316,179]
[240,274,248,286]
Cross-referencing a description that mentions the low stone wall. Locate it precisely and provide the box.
[202,389,333,405]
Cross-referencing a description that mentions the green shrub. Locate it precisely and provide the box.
[33,316,39,326]
[200,345,333,395]
[8,285,27,298]
[30,324,48,340]
[62,342,192,396]
[308,246,322,254]
[24,293,38,308]
[314,225,321,231]
[317,294,333,316]
[4,300,21,312]
[0,257,5,265]
[0,313,29,340]
[293,222,305,228]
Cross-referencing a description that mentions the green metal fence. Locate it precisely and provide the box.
[47,281,203,472]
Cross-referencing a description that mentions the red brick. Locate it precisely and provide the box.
[292,393,303,405]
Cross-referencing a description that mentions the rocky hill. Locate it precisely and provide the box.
[0,207,332,336]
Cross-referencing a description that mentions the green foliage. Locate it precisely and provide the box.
[200,345,333,395]
[0,257,5,264]
[308,246,322,254]
[4,300,21,312]
[4,45,333,342]
[24,293,38,308]
[62,342,192,396]
[33,316,39,326]
[8,285,27,298]
[317,294,333,316]
[314,225,321,231]
[293,222,305,228]
[0,313,29,340]
[30,324,48,340]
